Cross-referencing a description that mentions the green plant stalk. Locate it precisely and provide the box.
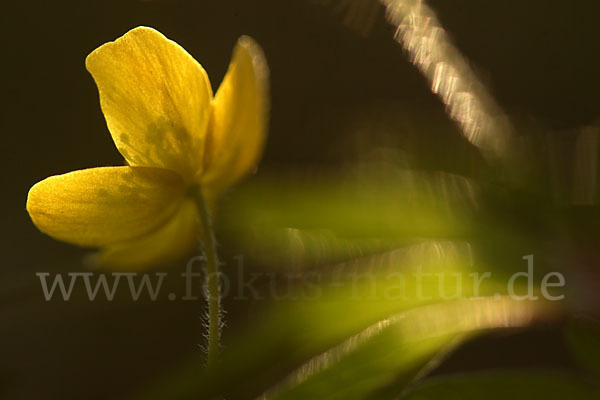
[192,185,221,367]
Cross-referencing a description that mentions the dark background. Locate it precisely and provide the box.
[2,0,599,399]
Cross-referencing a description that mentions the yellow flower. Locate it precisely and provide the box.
[26,27,269,269]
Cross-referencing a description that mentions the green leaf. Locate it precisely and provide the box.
[134,243,555,399]
[402,371,600,400]
[264,299,543,400]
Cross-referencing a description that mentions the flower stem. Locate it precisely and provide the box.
[192,185,221,367]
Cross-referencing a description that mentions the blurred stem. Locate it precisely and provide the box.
[192,185,221,367]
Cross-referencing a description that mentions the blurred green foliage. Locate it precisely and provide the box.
[402,371,600,400]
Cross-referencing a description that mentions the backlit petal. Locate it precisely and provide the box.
[201,36,270,196]
[26,166,185,247]
[86,27,213,180]
[90,199,199,270]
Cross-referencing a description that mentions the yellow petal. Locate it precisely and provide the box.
[90,199,199,270]
[201,36,270,196]
[26,166,185,247]
[86,27,213,180]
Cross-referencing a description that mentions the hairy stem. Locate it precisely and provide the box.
[192,185,221,367]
